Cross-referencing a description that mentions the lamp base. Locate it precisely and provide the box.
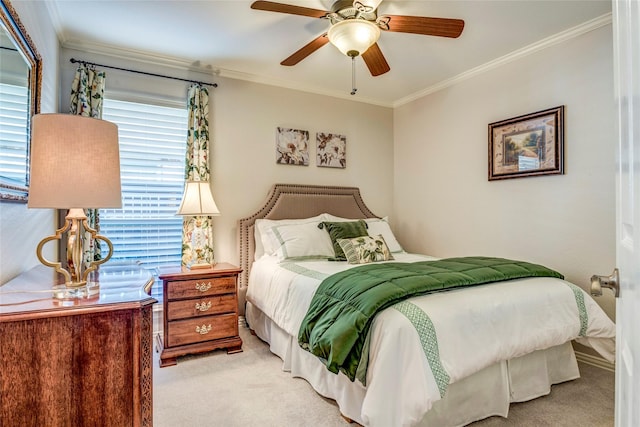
[36,208,114,298]
[52,282,100,300]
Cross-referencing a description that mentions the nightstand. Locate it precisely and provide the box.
[156,263,242,367]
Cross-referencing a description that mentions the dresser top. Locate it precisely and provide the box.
[0,263,156,319]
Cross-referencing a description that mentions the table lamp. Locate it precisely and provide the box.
[28,113,122,297]
[177,180,220,269]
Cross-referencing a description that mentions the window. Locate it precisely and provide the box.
[0,83,29,188]
[100,98,187,299]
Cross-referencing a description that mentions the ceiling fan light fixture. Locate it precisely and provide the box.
[327,19,381,57]
[353,0,383,13]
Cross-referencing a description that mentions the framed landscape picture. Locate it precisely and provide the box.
[488,106,564,180]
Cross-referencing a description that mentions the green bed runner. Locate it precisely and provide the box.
[297,256,564,383]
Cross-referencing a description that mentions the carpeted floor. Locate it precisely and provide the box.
[153,324,614,427]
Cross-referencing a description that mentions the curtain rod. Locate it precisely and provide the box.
[69,58,218,88]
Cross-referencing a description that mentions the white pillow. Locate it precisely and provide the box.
[253,224,266,259]
[323,214,404,253]
[269,221,334,261]
[322,214,356,223]
[255,215,326,256]
[365,217,404,253]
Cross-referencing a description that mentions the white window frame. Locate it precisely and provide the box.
[100,93,188,301]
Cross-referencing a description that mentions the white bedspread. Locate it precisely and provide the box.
[246,254,616,427]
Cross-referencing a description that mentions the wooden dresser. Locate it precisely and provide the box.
[0,263,156,427]
[157,263,242,367]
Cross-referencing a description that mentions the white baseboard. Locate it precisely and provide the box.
[153,304,163,337]
[575,350,615,373]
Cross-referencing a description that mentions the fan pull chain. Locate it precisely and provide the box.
[350,55,357,95]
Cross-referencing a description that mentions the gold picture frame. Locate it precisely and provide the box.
[0,0,42,202]
[488,106,564,181]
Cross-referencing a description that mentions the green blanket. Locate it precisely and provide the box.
[297,256,564,383]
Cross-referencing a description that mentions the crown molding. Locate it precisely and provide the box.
[393,12,613,108]
[60,39,391,107]
[44,0,386,106]
[43,0,64,42]
[214,67,391,107]
[58,11,610,110]
[61,39,216,75]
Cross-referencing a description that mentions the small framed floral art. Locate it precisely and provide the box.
[276,127,309,166]
[317,132,346,168]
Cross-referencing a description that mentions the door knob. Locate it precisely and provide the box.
[590,268,620,298]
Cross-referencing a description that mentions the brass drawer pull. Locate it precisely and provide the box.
[196,324,212,335]
[195,282,212,292]
[195,301,212,312]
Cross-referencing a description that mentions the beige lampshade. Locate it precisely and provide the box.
[327,20,381,57]
[28,114,122,209]
[177,181,221,216]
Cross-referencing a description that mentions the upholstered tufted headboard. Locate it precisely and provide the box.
[237,184,378,313]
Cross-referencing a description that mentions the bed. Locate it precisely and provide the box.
[239,184,615,427]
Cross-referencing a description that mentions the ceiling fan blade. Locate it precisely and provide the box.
[281,34,330,66]
[362,43,390,76]
[380,15,464,38]
[251,1,328,18]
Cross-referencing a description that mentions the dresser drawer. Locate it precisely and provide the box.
[166,313,237,347]
[166,276,236,300]
[167,294,236,321]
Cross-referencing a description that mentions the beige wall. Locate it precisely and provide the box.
[212,78,394,264]
[0,1,59,284]
[57,48,394,269]
[3,6,616,357]
[393,25,616,327]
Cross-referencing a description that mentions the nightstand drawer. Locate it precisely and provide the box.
[166,276,236,300]
[167,294,236,321]
[166,313,237,347]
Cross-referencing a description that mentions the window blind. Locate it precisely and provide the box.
[0,83,29,185]
[100,98,187,279]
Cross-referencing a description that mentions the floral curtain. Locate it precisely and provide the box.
[69,63,106,266]
[181,84,214,266]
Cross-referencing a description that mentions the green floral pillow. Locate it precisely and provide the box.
[318,220,369,260]
[337,234,394,264]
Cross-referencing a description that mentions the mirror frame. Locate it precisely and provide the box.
[0,0,42,202]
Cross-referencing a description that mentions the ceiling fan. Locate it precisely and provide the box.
[250,0,465,77]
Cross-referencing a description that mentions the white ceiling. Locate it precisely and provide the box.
[46,0,612,107]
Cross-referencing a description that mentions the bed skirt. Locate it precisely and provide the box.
[246,301,581,427]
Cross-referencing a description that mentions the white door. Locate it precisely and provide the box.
[613,0,640,425]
